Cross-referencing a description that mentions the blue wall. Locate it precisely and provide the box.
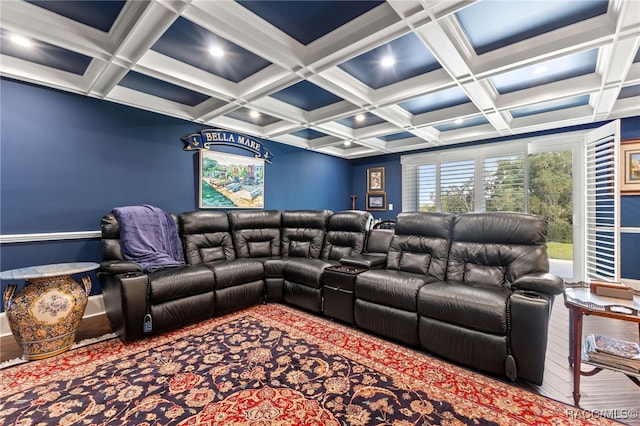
[0,78,352,306]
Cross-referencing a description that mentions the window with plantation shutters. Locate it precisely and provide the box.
[401,143,527,215]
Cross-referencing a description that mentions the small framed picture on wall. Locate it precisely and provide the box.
[620,140,640,194]
[367,167,385,192]
[366,192,386,211]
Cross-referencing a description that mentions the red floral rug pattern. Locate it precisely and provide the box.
[0,304,614,425]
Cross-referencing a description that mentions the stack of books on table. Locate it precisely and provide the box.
[583,334,640,374]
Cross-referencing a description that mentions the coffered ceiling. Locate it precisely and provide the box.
[1,0,639,158]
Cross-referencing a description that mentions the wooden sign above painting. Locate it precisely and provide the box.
[181,128,273,163]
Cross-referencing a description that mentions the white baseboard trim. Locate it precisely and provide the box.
[1,294,105,338]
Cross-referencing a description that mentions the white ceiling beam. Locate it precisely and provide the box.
[412,103,481,127]
[471,14,617,78]
[611,96,640,119]
[306,2,408,71]
[510,105,594,133]
[105,85,196,121]
[263,121,306,139]
[309,69,374,108]
[186,0,305,71]
[371,69,456,107]
[0,54,88,93]
[249,97,309,126]
[354,122,407,140]
[496,74,603,111]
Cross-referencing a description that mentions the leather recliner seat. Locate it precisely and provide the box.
[179,210,265,315]
[99,213,216,342]
[417,212,562,384]
[283,210,372,312]
[353,212,454,346]
[264,210,332,302]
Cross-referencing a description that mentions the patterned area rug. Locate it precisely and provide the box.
[0,304,614,425]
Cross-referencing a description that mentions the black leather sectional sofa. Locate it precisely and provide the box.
[98,209,564,384]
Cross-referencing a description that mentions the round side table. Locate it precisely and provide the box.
[1,262,99,360]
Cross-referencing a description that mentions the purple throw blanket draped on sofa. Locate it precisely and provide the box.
[112,205,185,273]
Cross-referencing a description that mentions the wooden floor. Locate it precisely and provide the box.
[2,297,639,424]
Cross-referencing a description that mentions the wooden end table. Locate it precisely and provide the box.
[563,283,640,406]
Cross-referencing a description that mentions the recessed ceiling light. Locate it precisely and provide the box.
[345,141,352,147]
[355,114,365,122]
[380,55,395,67]
[249,110,260,119]
[534,65,548,75]
[454,118,464,125]
[209,46,224,57]
[10,34,33,48]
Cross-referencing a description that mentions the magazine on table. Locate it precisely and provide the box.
[583,334,640,374]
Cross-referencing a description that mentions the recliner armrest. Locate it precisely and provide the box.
[99,260,143,275]
[511,272,564,295]
[340,253,386,269]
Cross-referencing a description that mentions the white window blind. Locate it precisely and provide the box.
[483,155,525,212]
[418,164,437,212]
[401,163,418,212]
[440,159,475,213]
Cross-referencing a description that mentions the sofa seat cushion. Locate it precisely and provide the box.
[355,269,434,311]
[263,258,287,278]
[283,258,336,288]
[206,259,264,290]
[417,281,510,335]
[149,265,214,305]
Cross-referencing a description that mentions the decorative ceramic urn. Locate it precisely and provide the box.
[2,263,97,360]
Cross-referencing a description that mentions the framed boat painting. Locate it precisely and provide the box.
[199,150,265,208]
[366,192,386,211]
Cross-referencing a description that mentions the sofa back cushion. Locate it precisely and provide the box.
[178,211,236,264]
[229,210,282,258]
[281,210,332,258]
[320,210,372,261]
[365,229,394,254]
[386,212,454,279]
[101,213,124,261]
[448,212,549,287]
